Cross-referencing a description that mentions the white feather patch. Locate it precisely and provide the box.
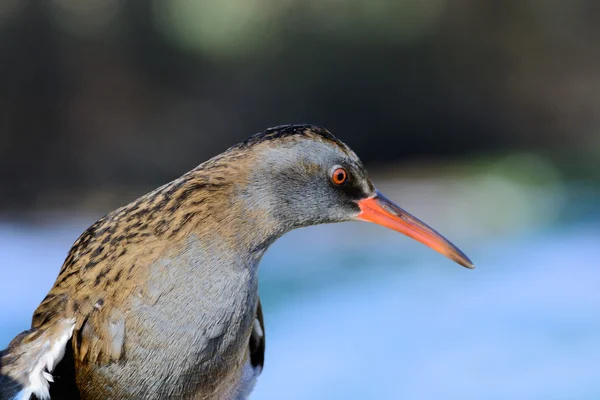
[253,318,263,339]
[13,319,75,400]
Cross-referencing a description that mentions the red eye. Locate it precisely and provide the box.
[331,167,348,185]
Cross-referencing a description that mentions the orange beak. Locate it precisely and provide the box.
[356,190,474,269]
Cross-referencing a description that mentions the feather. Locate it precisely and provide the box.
[1,318,75,400]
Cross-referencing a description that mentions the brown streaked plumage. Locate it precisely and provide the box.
[0,124,473,400]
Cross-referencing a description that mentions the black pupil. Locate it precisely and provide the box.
[336,171,344,182]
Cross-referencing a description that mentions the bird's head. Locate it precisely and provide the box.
[229,124,473,268]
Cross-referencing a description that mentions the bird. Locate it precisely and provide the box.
[0,124,473,400]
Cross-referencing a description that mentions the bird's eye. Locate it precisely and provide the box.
[331,167,348,185]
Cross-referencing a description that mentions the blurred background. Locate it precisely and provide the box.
[1,0,599,398]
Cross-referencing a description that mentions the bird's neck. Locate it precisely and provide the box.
[149,155,286,261]
[128,162,279,364]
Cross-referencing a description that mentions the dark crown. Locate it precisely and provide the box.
[237,124,341,149]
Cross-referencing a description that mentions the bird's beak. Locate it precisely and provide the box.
[356,190,474,269]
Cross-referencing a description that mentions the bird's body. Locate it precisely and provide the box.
[0,125,472,400]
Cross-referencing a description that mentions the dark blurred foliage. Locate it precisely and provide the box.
[0,0,599,210]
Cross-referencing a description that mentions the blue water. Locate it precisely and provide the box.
[1,217,599,399]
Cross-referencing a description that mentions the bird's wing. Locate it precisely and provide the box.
[0,318,75,400]
[248,299,265,371]
[31,281,128,370]
[30,212,149,369]
[0,215,133,400]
